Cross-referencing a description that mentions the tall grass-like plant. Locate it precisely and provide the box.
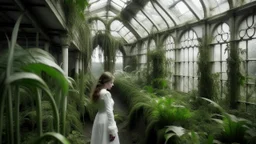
[0,14,70,144]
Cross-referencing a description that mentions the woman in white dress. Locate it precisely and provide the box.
[90,72,120,144]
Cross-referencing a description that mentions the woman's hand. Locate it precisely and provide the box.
[109,134,115,142]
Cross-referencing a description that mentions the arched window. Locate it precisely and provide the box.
[211,23,230,99]
[164,36,175,89]
[176,30,199,92]
[138,41,148,69]
[91,45,104,77]
[238,14,256,104]
[115,50,123,72]
[148,40,156,51]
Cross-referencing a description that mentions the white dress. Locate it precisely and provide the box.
[91,89,120,144]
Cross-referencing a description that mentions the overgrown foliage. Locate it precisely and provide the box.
[114,71,256,144]
[197,37,215,100]
[148,49,168,89]
[93,31,124,72]
[0,15,70,144]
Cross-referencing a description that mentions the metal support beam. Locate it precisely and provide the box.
[199,0,208,18]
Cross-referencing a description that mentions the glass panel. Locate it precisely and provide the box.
[91,46,104,77]
[158,0,180,6]
[111,20,123,31]
[119,27,129,36]
[111,31,121,37]
[238,15,256,39]
[171,2,196,23]
[112,0,130,8]
[135,11,153,31]
[115,50,123,71]
[178,30,199,92]
[108,11,117,17]
[111,2,122,11]
[91,20,106,31]
[91,45,104,63]
[153,3,175,28]
[143,2,167,30]
[125,32,136,43]
[213,23,230,43]
[192,0,204,16]
[208,0,229,16]
[148,40,155,51]
[130,18,148,37]
[89,0,108,11]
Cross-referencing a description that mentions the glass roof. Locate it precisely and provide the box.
[86,0,255,44]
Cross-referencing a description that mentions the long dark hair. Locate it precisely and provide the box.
[91,71,114,102]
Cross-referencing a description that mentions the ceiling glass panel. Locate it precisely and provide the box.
[130,18,147,37]
[91,20,106,31]
[111,31,121,37]
[171,1,196,23]
[111,20,123,31]
[111,2,122,11]
[126,32,137,43]
[208,0,229,16]
[89,0,108,12]
[135,11,153,32]
[112,0,127,8]
[122,32,136,43]
[86,0,238,44]
[110,20,136,43]
[143,2,167,30]
[187,0,204,19]
[153,3,175,29]
[159,0,181,6]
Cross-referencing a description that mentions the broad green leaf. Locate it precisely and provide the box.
[201,97,225,113]
[29,132,70,144]
[5,72,48,90]
[23,63,68,94]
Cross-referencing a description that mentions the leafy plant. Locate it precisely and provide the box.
[0,14,71,144]
[202,97,256,143]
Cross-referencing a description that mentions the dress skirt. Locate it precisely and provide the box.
[90,111,120,144]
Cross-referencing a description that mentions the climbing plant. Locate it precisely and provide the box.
[147,34,168,89]
[197,37,215,100]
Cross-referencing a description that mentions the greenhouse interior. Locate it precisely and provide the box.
[1,0,256,144]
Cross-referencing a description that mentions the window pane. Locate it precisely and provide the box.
[143,2,167,30]
[130,18,148,37]
[208,0,229,16]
